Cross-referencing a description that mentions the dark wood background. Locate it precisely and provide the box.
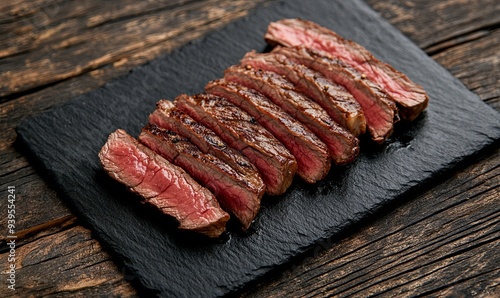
[1,0,498,296]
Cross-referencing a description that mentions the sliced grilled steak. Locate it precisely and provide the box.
[175,93,297,196]
[231,58,365,136]
[98,129,229,237]
[139,124,263,229]
[265,18,429,121]
[149,100,264,195]
[222,64,359,164]
[206,78,330,183]
[270,46,398,144]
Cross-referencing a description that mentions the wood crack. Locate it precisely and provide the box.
[332,233,500,297]
[85,0,204,29]
[1,173,42,191]
[0,215,76,252]
[0,73,75,103]
[426,23,500,55]
[415,268,500,297]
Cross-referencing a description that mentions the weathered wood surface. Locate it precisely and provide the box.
[0,0,498,296]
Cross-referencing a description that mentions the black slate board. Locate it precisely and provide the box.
[17,0,500,297]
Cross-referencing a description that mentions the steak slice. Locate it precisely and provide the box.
[98,129,229,237]
[270,46,398,144]
[265,18,429,121]
[175,93,297,196]
[139,124,263,230]
[223,63,359,164]
[206,78,330,183]
[224,66,366,136]
[149,100,263,195]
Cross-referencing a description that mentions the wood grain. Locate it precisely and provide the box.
[1,219,137,296]
[432,29,500,109]
[0,0,273,98]
[0,0,498,296]
[368,0,500,50]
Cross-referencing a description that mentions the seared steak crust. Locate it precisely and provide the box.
[270,46,398,144]
[175,93,297,196]
[228,61,365,137]
[98,129,229,237]
[149,100,264,194]
[265,18,428,121]
[206,78,330,183]
[139,124,263,230]
[224,62,359,164]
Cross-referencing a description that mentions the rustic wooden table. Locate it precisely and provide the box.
[1,0,499,296]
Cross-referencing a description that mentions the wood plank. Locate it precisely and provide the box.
[367,0,500,49]
[433,28,500,109]
[0,0,272,98]
[0,160,69,230]
[0,223,137,297]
